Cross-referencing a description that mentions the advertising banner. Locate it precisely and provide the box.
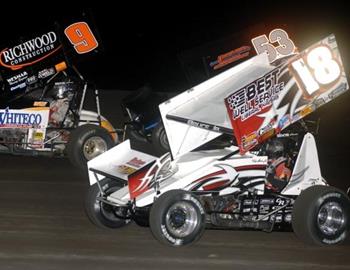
[225,34,348,153]
[0,13,100,101]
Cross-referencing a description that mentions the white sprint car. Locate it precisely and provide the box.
[85,33,350,247]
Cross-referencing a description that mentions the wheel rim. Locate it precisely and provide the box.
[83,136,108,160]
[317,201,345,236]
[165,201,198,238]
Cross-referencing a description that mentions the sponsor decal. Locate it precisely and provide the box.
[6,71,28,86]
[259,119,276,136]
[10,82,26,91]
[299,105,314,118]
[0,107,49,128]
[284,213,292,223]
[243,207,258,213]
[260,198,275,205]
[259,204,270,214]
[210,46,251,70]
[38,68,55,79]
[28,129,45,148]
[259,128,276,142]
[117,165,137,175]
[6,71,28,91]
[242,132,258,150]
[292,113,301,123]
[126,157,146,168]
[252,156,268,163]
[34,131,43,139]
[277,114,291,131]
[243,199,259,206]
[275,214,283,223]
[167,115,232,134]
[33,101,48,107]
[27,75,38,85]
[226,68,282,122]
[187,119,221,132]
[275,198,286,206]
[225,34,348,154]
[0,31,62,70]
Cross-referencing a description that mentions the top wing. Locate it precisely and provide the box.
[159,53,273,159]
[161,34,348,158]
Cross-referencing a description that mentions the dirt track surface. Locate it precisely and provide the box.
[0,154,349,270]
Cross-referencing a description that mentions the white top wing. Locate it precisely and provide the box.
[160,53,273,159]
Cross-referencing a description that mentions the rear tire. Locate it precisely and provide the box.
[151,122,169,156]
[67,124,114,170]
[125,124,148,143]
[85,178,130,229]
[292,185,350,245]
[150,190,205,246]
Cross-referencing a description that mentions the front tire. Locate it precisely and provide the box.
[149,190,205,247]
[292,185,350,245]
[67,124,114,169]
[85,178,130,229]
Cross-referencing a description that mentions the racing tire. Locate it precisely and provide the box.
[66,124,114,170]
[151,122,169,156]
[292,185,350,245]
[149,190,206,247]
[85,178,130,229]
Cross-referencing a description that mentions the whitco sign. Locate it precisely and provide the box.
[0,107,49,128]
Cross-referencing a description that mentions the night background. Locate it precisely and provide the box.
[1,3,349,92]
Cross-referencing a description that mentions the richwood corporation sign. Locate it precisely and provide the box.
[0,31,62,70]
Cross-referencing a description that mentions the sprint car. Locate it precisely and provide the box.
[85,32,350,246]
[0,17,117,169]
